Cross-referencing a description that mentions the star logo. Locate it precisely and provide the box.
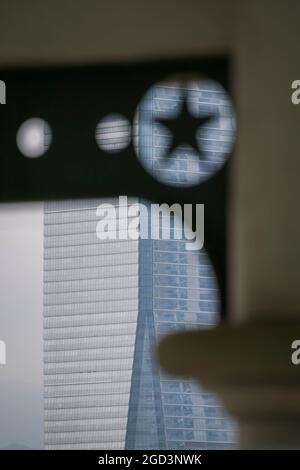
[155,91,214,160]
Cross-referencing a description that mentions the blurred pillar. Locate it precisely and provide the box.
[159,0,300,449]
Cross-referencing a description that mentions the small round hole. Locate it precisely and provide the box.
[95,113,131,153]
[16,117,52,158]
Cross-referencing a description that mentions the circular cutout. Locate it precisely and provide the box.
[134,76,236,187]
[16,117,52,158]
[95,113,131,153]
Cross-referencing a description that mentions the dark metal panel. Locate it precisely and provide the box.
[0,57,232,318]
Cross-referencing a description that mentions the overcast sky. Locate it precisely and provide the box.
[0,202,43,449]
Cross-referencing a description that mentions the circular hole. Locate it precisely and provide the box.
[16,117,52,158]
[134,75,236,187]
[95,113,131,153]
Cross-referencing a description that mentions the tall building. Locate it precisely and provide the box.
[44,198,140,449]
[43,79,235,449]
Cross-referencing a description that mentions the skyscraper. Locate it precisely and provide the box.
[43,79,235,449]
[44,198,141,449]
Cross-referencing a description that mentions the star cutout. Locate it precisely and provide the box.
[155,92,214,160]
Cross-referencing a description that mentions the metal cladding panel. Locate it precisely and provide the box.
[44,198,139,450]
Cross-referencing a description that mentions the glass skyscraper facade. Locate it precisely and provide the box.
[43,79,235,449]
